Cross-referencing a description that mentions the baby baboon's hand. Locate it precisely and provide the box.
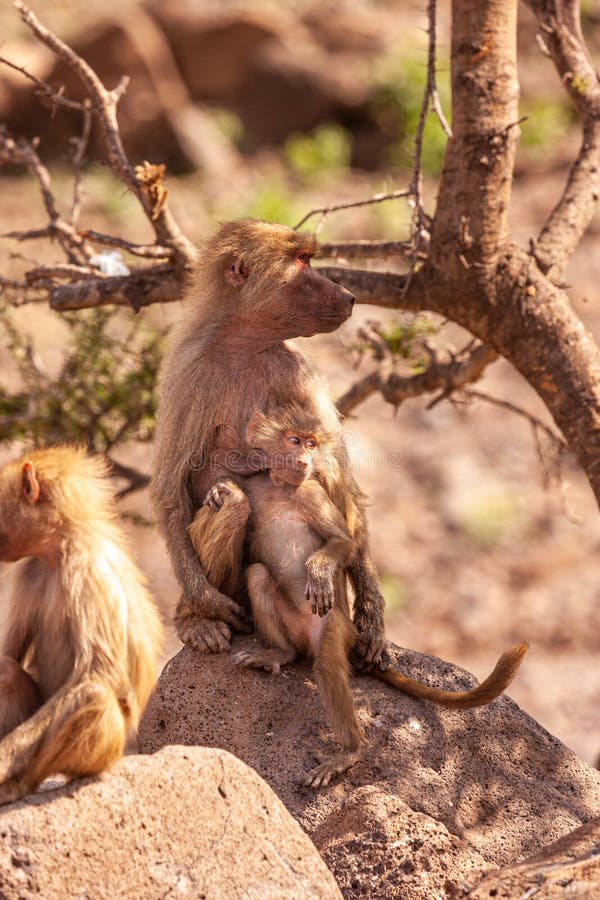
[202,480,241,511]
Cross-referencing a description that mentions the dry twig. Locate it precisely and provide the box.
[294,189,413,231]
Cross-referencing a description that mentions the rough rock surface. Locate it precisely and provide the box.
[139,639,600,899]
[455,818,600,898]
[0,745,341,900]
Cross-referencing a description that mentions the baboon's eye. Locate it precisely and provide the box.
[305,439,318,451]
[298,253,312,265]
[287,434,301,446]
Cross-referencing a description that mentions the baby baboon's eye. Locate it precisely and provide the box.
[287,434,301,446]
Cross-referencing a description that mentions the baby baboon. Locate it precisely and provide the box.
[190,405,528,787]
[0,447,163,804]
[152,219,387,668]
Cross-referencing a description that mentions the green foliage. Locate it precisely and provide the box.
[456,490,522,546]
[0,303,164,453]
[210,108,245,147]
[378,317,439,363]
[369,48,451,177]
[519,98,574,149]
[379,572,409,613]
[356,315,440,371]
[284,124,352,184]
[239,176,299,225]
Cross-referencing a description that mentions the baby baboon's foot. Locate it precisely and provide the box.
[232,647,294,675]
[303,749,362,788]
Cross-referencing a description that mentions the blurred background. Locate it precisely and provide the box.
[1,0,600,764]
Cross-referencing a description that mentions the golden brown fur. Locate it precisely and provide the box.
[152,219,386,666]
[0,446,163,804]
[191,410,528,787]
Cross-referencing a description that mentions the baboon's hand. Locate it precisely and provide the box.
[176,584,251,653]
[177,616,233,653]
[351,618,390,671]
[202,481,242,511]
[305,558,336,617]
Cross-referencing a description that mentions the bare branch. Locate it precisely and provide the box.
[317,240,418,260]
[0,54,87,114]
[462,387,567,449]
[70,101,93,227]
[294,189,413,231]
[108,458,151,499]
[26,264,103,283]
[49,267,186,312]
[0,128,91,265]
[81,231,174,260]
[430,0,520,273]
[7,0,195,265]
[316,265,430,311]
[337,340,498,416]
[524,0,600,281]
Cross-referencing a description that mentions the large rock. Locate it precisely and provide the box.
[139,639,600,899]
[455,818,600,898]
[0,745,341,899]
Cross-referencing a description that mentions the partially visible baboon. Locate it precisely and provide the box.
[152,219,387,668]
[0,447,163,804]
[190,405,529,787]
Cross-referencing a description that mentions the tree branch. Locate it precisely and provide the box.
[337,340,498,416]
[525,0,600,282]
[49,267,186,312]
[294,189,413,231]
[7,0,195,266]
[317,240,417,260]
[316,266,429,311]
[0,127,92,265]
[108,458,151,499]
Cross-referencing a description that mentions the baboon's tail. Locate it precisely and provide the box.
[371,641,528,709]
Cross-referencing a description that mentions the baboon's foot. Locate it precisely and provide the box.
[303,749,362,788]
[232,647,294,675]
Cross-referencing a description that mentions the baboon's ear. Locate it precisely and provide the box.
[224,256,248,287]
[245,410,268,445]
[22,462,40,504]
